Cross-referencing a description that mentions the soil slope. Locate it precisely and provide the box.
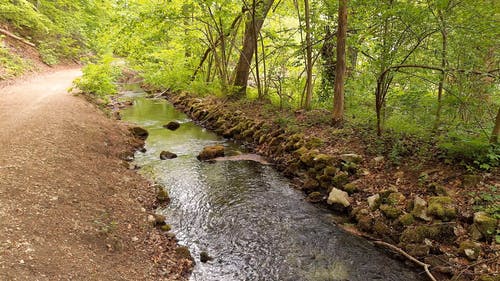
[0,69,190,280]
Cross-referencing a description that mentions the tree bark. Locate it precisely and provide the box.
[491,107,500,144]
[332,0,347,124]
[0,28,36,47]
[304,0,314,110]
[433,10,447,131]
[232,0,274,98]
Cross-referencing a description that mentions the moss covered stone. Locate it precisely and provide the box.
[175,246,193,261]
[400,224,455,244]
[373,221,391,236]
[473,212,498,240]
[427,196,457,221]
[343,182,359,194]
[332,172,349,188]
[411,196,432,221]
[367,194,381,210]
[197,145,225,161]
[386,192,405,206]
[398,213,415,226]
[156,188,169,202]
[458,240,481,261]
[323,166,338,177]
[380,204,403,220]
[306,192,323,203]
[160,224,172,232]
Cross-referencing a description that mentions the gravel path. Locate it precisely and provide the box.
[0,69,189,280]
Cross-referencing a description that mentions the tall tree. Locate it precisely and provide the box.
[303,0,314,110]
[232,0,275,98]
[492,107,500,144]
[332,0,347,124]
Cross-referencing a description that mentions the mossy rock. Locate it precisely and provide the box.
[197,145,225,161]
[323,166,338,177]
[427,183,449,196]
[160,151,177,160]
[303,177,320,190]
[427,196,457,221]
[386,192,405,206]
[473,212,498,240]
[458,240,481,261]
[404,243,430,257]
[130,126,149,140]
[340,162,358,175]
[306,192,323,203]
[398,213,415,226]
[156,188,169,202]
[400,224,455,243]
[367,194,381,210]
[380,204,403,220]
[332,172,349,188]
[305,137,324,149]
[317,174,333,189]
[300,151,319,167]
[343,182,359,194]
[355,209,373,231]
[175,246,193,261]
[163,121,180,131]
[200,251,213,263]
[462,174,481,187]
[478,275,500,281]
[411,196,432,221]
[373,221,392,236]
[160,224,172,232]
[340,153,363,164]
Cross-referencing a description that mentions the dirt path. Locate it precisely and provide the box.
[0,69,189,280]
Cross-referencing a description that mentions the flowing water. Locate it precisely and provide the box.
[121,93,425,281]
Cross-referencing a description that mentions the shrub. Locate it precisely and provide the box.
[73,55,122,96]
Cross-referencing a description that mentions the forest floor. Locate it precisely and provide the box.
[0,69,192,280]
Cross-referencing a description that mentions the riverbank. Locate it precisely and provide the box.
[0,70,192,280]
[161,92,498,281]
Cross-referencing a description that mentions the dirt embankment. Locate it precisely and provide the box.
[165,92,499,281]
[0,70,192,280]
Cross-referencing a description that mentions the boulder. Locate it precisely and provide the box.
[398,213,415,226]
[367,194,381,210]
[164,121,180,131]
[306,192,323,203]
[343,182,359,194]
[458,240,481,261]
[473,212,498,240]
[380,204,402,220]
[175,246,193,261]
[156,188,169,202]
[160,151,177,160]
[411,196,432,221]
[332,172,349,188]
[200,251,213,263]
[197,145,225,161]
[130,126,149,140]
[427,196,457,221]
[327,188,351,207]
[340,153,363,164]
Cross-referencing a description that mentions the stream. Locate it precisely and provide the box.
[121,93,425,281]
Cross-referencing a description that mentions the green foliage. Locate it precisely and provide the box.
[0,37,32,79]
[470,185,500,220]
[73,55,122,96]
[439,134,500,170]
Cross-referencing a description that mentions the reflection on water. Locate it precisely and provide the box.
[121,96,424,281]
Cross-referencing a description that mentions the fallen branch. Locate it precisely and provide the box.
[0,28,36,48]
[373,240,438,281]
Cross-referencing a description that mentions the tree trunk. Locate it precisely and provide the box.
[232,0,274,98]
[304,0,314,110]
[332,0,347,124]
[433,11,447,131]
[491,107,500,144]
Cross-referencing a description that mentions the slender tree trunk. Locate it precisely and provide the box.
[491,107,500,144]
[434,11,447,131]
[304,0,314,110]
[232,0,274,98]
[332,0,347,124]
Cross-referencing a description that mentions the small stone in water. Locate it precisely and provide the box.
[200,251,213,263]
